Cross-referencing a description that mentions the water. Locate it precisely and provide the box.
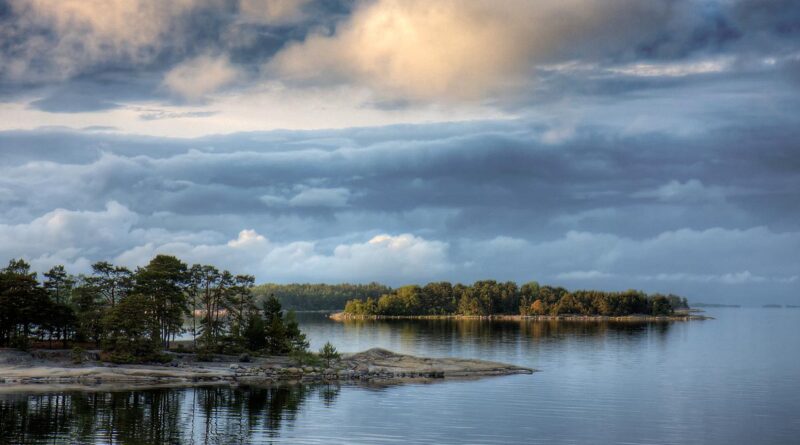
[2,308,799,444]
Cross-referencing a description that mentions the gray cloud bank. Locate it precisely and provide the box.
[1,117,798,304]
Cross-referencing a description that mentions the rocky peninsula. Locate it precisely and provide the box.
[0,348,533,392]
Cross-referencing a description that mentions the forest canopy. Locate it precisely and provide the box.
[253,283,391,311]
[0,257,308,362]
[342,281,689,317]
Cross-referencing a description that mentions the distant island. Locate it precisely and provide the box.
[336,281,707,321]
[693,303,741,308]
[253,283,391,311]
[763,304,783,308]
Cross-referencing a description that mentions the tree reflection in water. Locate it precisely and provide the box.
[0,383,341,444]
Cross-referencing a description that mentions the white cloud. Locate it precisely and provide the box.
[557,270,797,285]
[632,179,727,203]
[289,187,351,208]
[268,0,670,102]
[556,270,613,280]
[5,0,201,82]
[0,200,451,283]
[163,55,240,100]
[238,0,312,24]
[0,199,798,300]
[113,231,452,283]
[0,201,138,270]
[608,58,733,78]
[260,187,352,208]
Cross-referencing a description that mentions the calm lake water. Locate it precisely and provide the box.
[2,308,799,444]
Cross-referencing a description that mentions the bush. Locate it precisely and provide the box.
[71,346,86,364]
[290,349,322,367]
[195,351,214,362]
[10,336,30,351]
[106,350,171,364]
[319,342,340,368]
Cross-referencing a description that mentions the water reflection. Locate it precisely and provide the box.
[331,317,672,350]
[7,311,795,445]
[0,384,340,444]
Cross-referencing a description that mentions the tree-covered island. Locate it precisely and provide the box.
[340,281,692,319]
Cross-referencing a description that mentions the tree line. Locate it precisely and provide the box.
[0,256,308,362]
[253,283,391,311]
[343,280,689,317]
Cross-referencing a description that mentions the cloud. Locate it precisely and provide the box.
[114,229,453,284]
[163,55,240,100]
[0,198,452,284]
[289,187,351,208]
[3,0,202,82]
[607,58,734,78]
[522,227,800,293]
[632,179,728,203]
[1,0,798,114]
[0,201,139,270]
[267,0,674,101]
[0,117,799,301]
[260,187,352,208]
[238,0,313,24]
[556,270,613,280]
[556,270,798,285]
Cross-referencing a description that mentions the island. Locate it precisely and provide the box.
[335,280,711,321]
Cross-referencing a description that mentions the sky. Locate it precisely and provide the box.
[1,0,799,304]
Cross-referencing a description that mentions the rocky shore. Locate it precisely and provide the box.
[0,348,533,392]
[330,312,712,322]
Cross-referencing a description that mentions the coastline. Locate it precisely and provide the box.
[0,348,534,393]
[329,312,713,322]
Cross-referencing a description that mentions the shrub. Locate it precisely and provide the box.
[319,342,340,368]
[290,349,322,367]
[71,346,86,364]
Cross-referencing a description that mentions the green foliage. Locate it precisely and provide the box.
[284,310,310,352]
[71,347,86,364]
[343,280,686,317]
[1,255,314,365]
[650,296,674,316]
[290,349,322,367]
[102,293,160,362]
[243,312,267,351]
[666,294,689,310]
[318,342,340,368]
[71,284,105,345]
[133,255,189,349]
[0,259,73,349]
[239,297,310,356]
[253,282,391,311]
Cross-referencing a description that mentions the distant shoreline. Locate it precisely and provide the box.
[329,312,713,322]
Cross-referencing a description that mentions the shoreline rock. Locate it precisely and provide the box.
[0,348,533,393]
